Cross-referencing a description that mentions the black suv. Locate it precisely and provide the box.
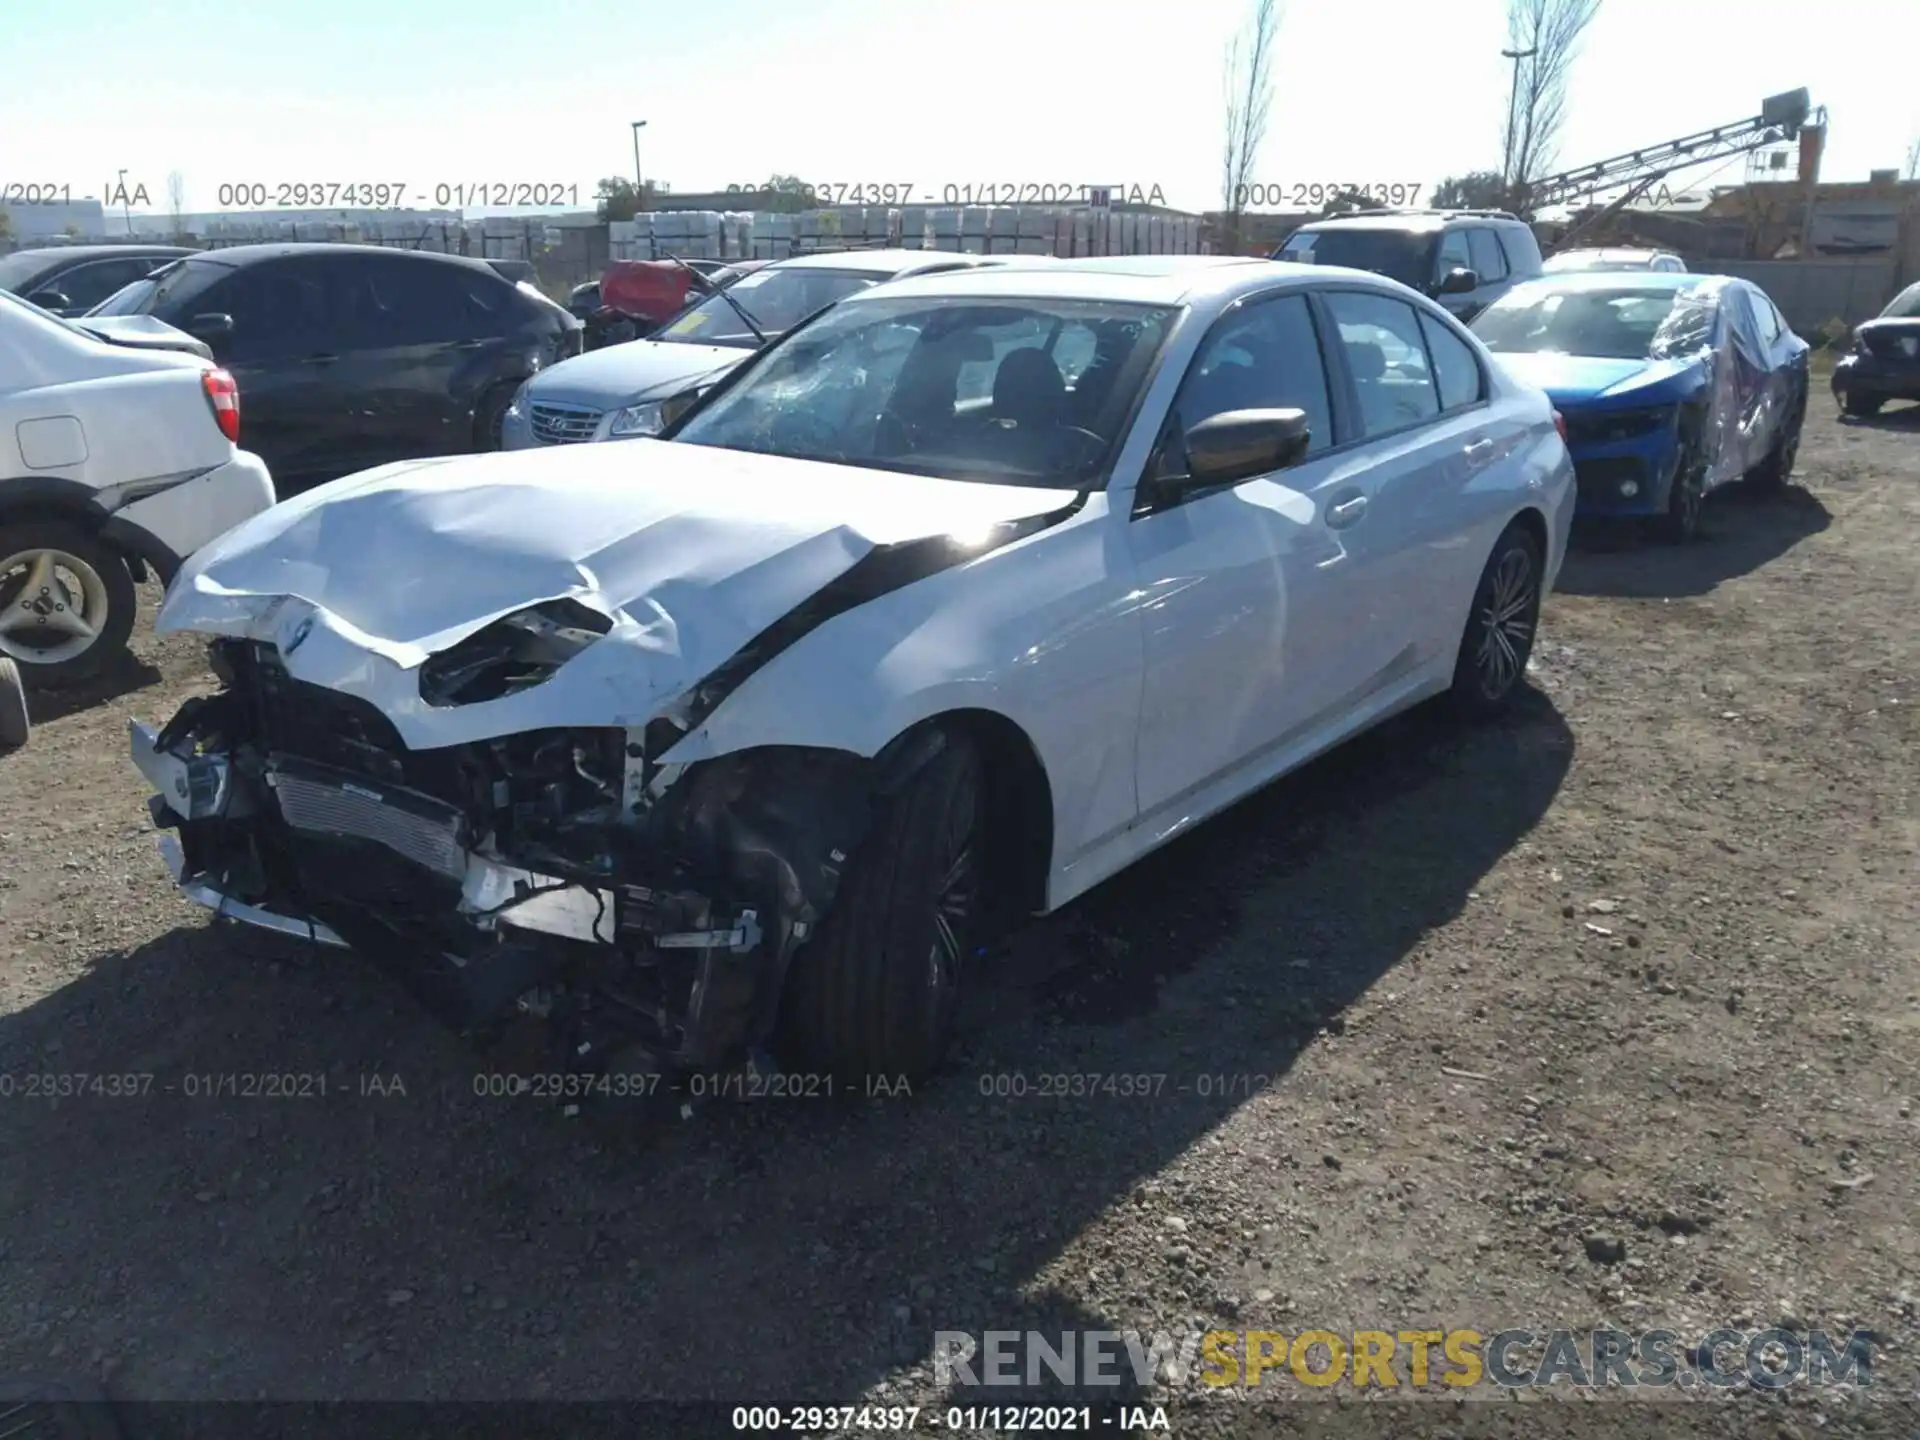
[0,245,194,317]
[87,244,582,491]
[1274,209,1544,322]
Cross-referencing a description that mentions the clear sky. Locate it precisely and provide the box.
[5,0,1915,217]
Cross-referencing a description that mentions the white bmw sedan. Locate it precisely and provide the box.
[129,256,1573,1089]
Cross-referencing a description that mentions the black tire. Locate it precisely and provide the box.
[0,657,28,750]
[1447,523,1543,720]
[1748,395,1805,493]
[1657,434,1708,543]
[1837,391,1882,417]
[0,519,137,686]
[777,733,985,1086]
[473,382,519,451]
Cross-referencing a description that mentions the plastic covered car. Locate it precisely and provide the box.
[1472,272,1808,540]
[129,256,1573,1090]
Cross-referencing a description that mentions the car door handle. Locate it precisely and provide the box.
[1464,438,1495,460]
[302,353,339,366]
[1326,493,1368,529]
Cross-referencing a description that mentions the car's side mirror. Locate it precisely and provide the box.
[1437,267,1480,296]
[187,312,235,338]
[28,290,73,315]
[1174,408,1312,489]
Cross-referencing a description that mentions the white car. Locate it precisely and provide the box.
[1,291,276,681]
[129,256,1574,1088]
[1542,247,1687,275]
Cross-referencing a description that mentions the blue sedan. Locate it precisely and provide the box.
[1470,273,1809,541]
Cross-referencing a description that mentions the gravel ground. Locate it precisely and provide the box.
[1,402,1916,1438]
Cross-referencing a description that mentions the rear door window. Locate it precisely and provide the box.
[1325,290,1441,438]
[1418,311,1485,412]
[349,258,500,345]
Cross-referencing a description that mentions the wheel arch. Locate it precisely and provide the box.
[878,706,1056,927]
[0,478,171,582]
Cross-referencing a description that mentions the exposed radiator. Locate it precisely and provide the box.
[270,764,467,879]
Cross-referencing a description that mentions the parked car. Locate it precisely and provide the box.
[574,259,772,351]
[1273,209,1544,322]
[130,255,1573,1088]
[0,245,194,318]
[85,244,582,491]
[1471,272,1808,541]
[0,290,275,682]
[1543,248,1687,275]
[1831,280,1920,417]
[502,250,1005,448]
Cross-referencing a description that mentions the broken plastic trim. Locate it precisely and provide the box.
[664,495,1089,741]
[419,598,614,708]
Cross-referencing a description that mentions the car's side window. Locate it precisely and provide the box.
[1467,229,1508,283]
[1495,227,1537,276]
[1436,230,1473,280]
[1167,292,1334,457]
[1750,290,1783,345]
[51,258,157,311]
[203,261,333,359]
[351,259,491,346]
[1417,311,1484,412]
[1324,290,1441,437]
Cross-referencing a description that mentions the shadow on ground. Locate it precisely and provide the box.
[1554,480,1831,600]
[1836,399,1920,431]
[18,649,166,726]
[0,690,1572,1410]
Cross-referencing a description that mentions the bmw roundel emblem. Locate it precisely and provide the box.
[283,614,315,656]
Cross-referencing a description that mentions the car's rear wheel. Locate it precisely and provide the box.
[0,657,28,750]
[777,732,984,1087]
[1447,523,1543,720]
[1838,391,1883,418]
[0,520,137,685]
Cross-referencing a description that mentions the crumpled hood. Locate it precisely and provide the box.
[158,440,1076,747]
[75,315,214,362]
[523,337,745,408]
[1493,352,1700,402]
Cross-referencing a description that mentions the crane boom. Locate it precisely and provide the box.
[1516,89,1814,213]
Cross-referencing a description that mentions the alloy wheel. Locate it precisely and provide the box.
[0,548,111,666]
[1473,545,1538,700]
[927,828,977,1016]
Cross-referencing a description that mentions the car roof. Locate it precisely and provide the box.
[1293,211,1523,234]
[166,242,503,274]
[841,255,1366,309]
[1546,247,1678,264]
[762,248,1001,276]
[6,244,195,263]
[1502,270,1720,297]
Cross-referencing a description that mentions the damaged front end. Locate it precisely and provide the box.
[131,636,887,1075]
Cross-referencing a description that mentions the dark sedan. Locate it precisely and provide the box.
[0,244,194,317]
[86,244,581,491]
[1833,281,1920,416]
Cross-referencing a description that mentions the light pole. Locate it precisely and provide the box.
[630,120,648,212]
[1500,46,1537,193]
[117,168,133,236]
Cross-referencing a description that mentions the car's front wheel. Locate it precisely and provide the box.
[1447,523,1543,719]
[0,520,137,685]
[1838,391,1883,418]
[778,732,985,1087]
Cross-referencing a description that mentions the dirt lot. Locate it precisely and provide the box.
[1,403,1916,1437]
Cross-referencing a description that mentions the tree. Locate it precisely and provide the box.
[1501,0,1602,195]
[167,171,188,240]
[1312,186,1376,217]
[1219,0,1281,251]
[595,176,668,221]
[1905,136,1919,182]
[0,208,11,245]
[1432,170,1513,209]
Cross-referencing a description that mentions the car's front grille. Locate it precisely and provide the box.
[1573,456,1648,505]
[529,402,602,444]
[1562,405,1673,446]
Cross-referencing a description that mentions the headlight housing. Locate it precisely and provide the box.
[608,401,666,438]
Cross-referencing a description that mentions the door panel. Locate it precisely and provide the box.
[1127,290,1348,818]
[191,259,345,481]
